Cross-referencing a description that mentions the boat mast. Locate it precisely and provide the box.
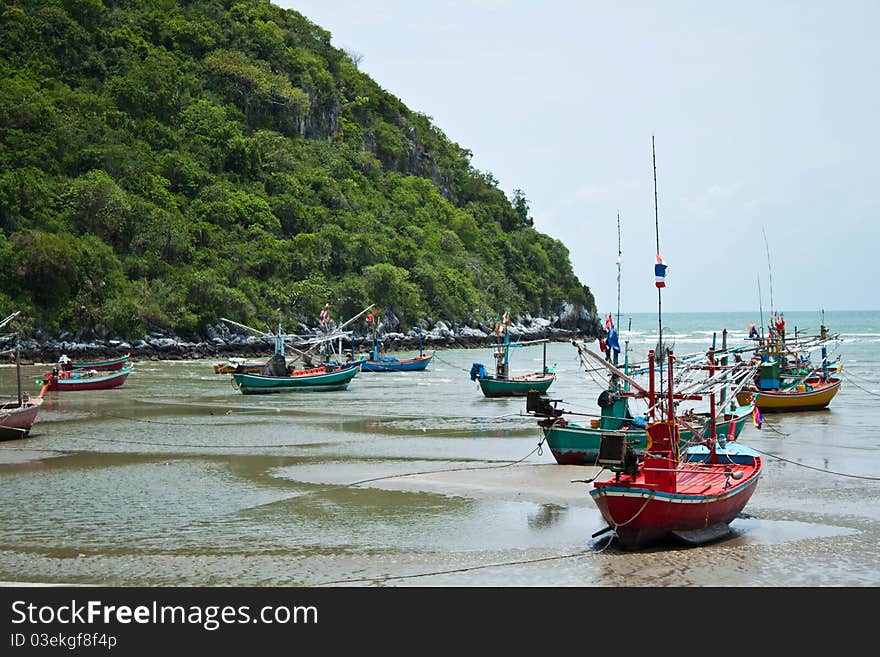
[652,136,664,404]
[616,210,622,331]
[762,227,774,321]
[757,275,765,342]
[614,211,622,370]
[15,332,22,406]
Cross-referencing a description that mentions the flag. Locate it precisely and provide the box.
[654,254,667,288]
[319,303,330,327]
[606,327,621,354]
[604,313,614,330]
[752,404,763,429]
[365,311,374,323]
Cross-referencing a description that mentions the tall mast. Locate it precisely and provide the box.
[757,275,765,341]
[16,332,22,406]
[616,210,622,330]
[762,227,774,319]
[652,136,663,401]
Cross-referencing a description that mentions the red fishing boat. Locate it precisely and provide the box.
[40,364,133,391]
[588,140,762,549]
[589,349,763,549]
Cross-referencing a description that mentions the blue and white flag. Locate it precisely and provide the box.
[654,254,667,288]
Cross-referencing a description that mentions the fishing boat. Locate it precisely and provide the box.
[0,311,43,440]
[736,373,841,412]
[231,359,361,394]
[221,304,374,394]
[360,353,433,372]
[470,312,555,398]
[0,396,43,440]
[39,364,133,391]
[358,317,434,372]
[590,350,763,549]
[586,139,762,549]
[528,215,757,465]
[530,339,757,465]
[65,352,131,371]
[735,320,842,412]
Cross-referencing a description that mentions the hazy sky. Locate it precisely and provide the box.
[277,1,878,313]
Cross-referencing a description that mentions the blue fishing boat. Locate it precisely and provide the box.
[358,322,434,372]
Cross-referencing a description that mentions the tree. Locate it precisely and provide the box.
[511,188,533,227]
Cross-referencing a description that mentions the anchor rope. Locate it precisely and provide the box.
[748,446,880,481]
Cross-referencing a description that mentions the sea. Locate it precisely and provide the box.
[0,310,878,587]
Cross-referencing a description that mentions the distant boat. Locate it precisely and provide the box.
[40,364,133,391]
[0,310,43,440]
[736,375,841,412]
[470,312,555,398]
[232,360,361,394]
[358,321,434,372]
[735,322,842,412]
[221,305,375,394]
[66,352,131,371]
[360,354,433,372]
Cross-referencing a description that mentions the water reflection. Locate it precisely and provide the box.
[527,503,568,530]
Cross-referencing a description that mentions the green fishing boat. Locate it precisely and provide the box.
[232,361,360,394]
[469,311,555,398]
[222,305,375,395]
[475,370,555,398]
[536,396,752,465]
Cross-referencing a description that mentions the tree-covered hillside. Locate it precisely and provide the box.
[0,0,596,340]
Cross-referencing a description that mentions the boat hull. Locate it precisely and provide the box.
[736,377,841,412]
[359,353,433,372]
[478,373,555,398]
[232,363,360,394]
[590,456,761,549]
[543,408,751,466]
[69,353,130,371]
[42,366,132,391]
[0,397,43,440]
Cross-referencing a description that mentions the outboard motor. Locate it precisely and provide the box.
[469,363,487,381]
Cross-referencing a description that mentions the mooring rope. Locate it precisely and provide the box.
[751,446,880,480]
[312,549,591,586]
[840,375,880,397]
[430,352,472,373]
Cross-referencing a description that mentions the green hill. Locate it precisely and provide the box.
[0,0,596,340]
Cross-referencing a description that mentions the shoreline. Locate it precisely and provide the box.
[1,324,596,366]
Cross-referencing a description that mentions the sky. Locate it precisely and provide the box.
[276,1,879,313]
